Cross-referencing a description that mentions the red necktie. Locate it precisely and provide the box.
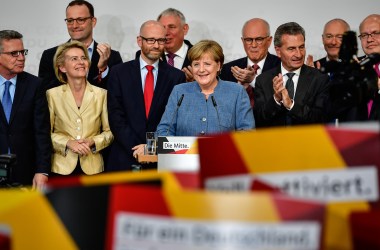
[253,64,260,74]
[144,65,154,118]
[245,64,260,108]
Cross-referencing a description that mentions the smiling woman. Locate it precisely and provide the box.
[46,41,113,177]
[156,40,255,136]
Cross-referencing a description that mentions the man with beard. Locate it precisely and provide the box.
[254,22,330,127]
[220,18,280,108]
[106,20,186,171]
[136,8,194,81]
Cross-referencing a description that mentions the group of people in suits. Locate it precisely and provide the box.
[1,0,379,188]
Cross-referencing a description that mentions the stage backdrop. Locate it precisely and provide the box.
[0,0,379,75]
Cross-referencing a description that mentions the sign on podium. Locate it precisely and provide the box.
[157,136,199,172]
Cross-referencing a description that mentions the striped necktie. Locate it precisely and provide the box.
[167,53,176,67]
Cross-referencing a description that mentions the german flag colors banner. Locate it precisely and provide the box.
[197,124,380,250]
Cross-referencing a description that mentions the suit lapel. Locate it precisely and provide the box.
[79,83,93,115]
[9,73,28,125]
[294,65,311,102]
[239,57,248,68]
[88,41,100,82]
[131,59,147,120]
[62,84,81,116]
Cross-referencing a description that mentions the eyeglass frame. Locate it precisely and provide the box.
[64,16,93,25]
[242,36,270,45]
[140,36,167,45]
[358,31,380,40]
[0,49,29,57]
[322,34,344,41]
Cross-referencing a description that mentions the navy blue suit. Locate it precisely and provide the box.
[220,53,280,108]
[38,41,122,89]
[0,72,52,185]
[106,58,186,171]
[220,53,281,82]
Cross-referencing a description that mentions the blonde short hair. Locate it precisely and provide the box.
[53,41,90,84]
[188,40,224,66]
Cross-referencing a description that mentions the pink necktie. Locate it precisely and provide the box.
[374,62,380,77]
[167,53,176,67]
[144,65,154,118]
[368,63,380,118]
[368,99,373,118]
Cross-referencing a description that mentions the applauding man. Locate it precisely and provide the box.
[39,0,122,89]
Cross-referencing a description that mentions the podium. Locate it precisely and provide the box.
[157,136,199,172]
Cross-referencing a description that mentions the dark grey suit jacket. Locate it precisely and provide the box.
[314,57,328,70]
[220,53,281,82]
[38,41,122,89]
[0,72,52,185]
[254,65,330,128]
[106,58,186,171]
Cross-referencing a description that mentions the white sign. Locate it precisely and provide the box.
[113,212,320,250]
[163,142,191,150]
[206,166,379,202]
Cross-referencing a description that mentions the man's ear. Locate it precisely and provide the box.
[137,36,143,48]
[91,17,97,29]
[274,46,281,58]
[183,23,189,36]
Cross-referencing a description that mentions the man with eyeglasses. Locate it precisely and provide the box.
[359,14,380,120]
[220,18,280,108]
[38,0,122,90]
[254,22,330,128]
[312,19,350,70]
[135,8,194,81]
[106,20,185,171]
[0,30,52,189]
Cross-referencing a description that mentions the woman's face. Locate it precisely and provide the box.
[191,52,221,90]
[59,47,89,80]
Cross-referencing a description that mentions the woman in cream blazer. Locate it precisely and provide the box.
[46,41,113,175]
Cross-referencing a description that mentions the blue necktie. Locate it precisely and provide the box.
[2,81,12,123]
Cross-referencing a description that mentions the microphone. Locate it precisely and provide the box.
[211,96,222,132]
[166,94,184,135]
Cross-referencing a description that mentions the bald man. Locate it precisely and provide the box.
[314,18,350,69]
[220,18,280,107]
[106,20,185,171]
[359,14,380,120]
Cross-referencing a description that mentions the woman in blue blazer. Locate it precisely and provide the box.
[157,40,255,136]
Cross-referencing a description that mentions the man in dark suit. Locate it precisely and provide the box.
[220,18,280,107]
[254,22,330,128]
[360,14,380,121]
[136,8,194,81]
[157,8,193,70]
[0,30,51,188]
[107,20,186,171]
[38,0,122,89]
[312,18,350,70]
